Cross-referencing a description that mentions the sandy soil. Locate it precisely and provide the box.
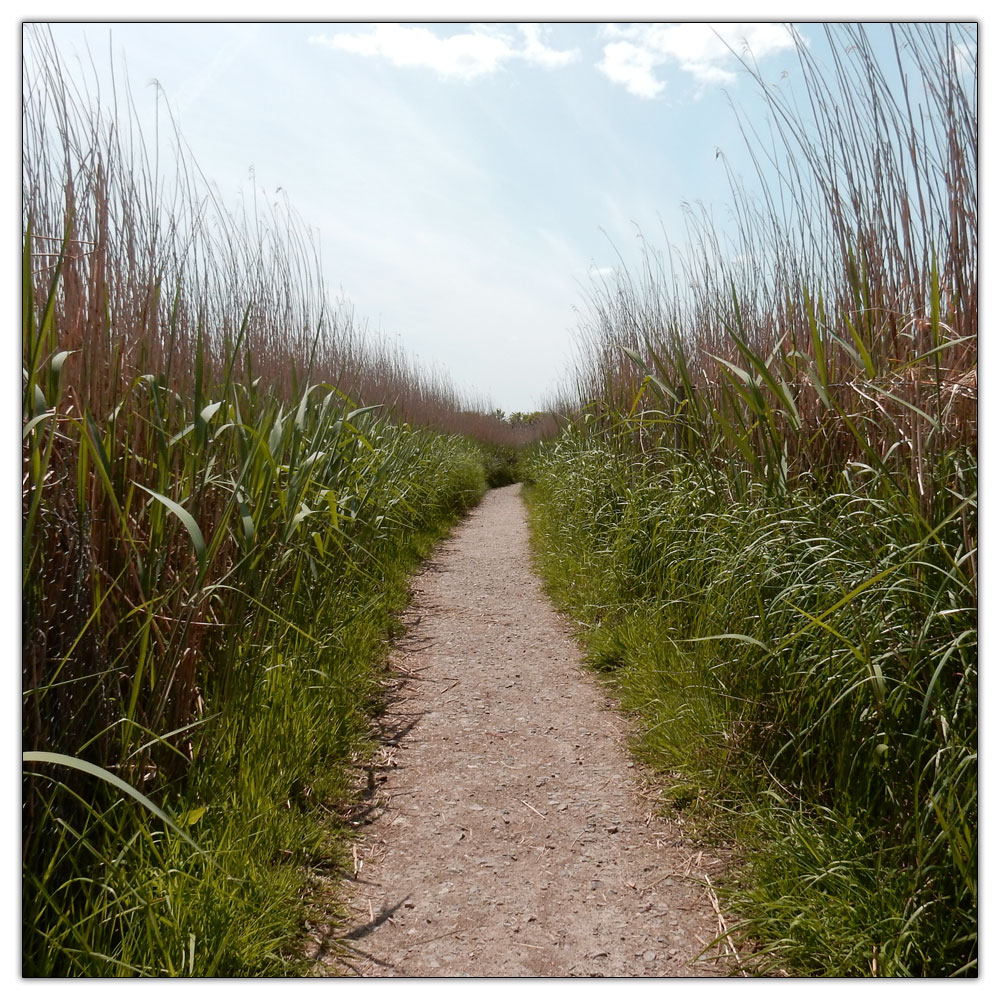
[311,484,731,978]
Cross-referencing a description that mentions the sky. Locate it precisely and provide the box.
[19,8,980,417]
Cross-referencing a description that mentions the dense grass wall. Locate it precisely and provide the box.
[22,27,503,974]
[525,23,976,976]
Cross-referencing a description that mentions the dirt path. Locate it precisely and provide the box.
[314,484,730,977]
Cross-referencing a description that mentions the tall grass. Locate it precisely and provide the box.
[526,23,976,976]
[22,26,531,975]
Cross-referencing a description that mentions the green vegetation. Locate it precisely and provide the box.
[480,412,557,487]
[22,29,527,975]
[524,24,976,976]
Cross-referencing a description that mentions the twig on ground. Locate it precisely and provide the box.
[639,869,683,893]
[702,873,747,976]
[403,926,462,951]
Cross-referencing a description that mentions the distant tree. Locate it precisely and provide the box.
[508,411,543,427]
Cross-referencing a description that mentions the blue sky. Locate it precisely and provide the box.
[23,10,976,413]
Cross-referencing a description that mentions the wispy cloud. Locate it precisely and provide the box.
[953,40,976,77]
[516,24,578,70]
[598,41,666,99]
[310,23,578,81]
[599,23,800,98]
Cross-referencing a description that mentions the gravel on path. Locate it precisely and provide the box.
[313,484,731,978]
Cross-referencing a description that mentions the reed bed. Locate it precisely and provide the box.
[22,26,538,975]
[525,23,976,975]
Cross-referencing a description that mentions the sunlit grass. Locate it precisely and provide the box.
[21,25,544,976]
[525,23,976,977]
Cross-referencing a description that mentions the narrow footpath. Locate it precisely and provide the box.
[315,484,730,977]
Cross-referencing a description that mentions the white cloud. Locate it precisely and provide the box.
[587,264,617,279]
[953,40,976,77]
[310,23,577,81]
[598,41,665,99]
[311,24,508,79]
[517,24,578,69]
[680,61,738,87]
[598,22,799,98]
